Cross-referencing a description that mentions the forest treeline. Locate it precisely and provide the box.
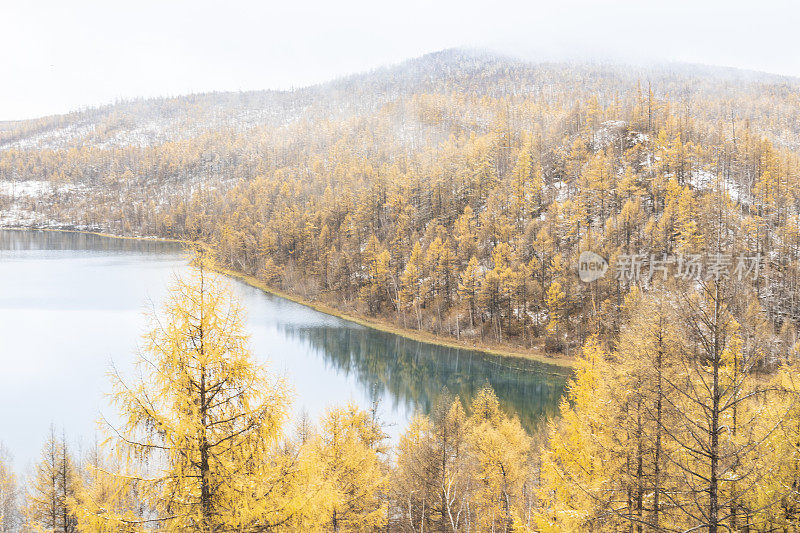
[1,50,799,357]
[3,50,800,531]
[2,254,800,531]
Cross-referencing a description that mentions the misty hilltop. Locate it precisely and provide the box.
[2,49,799,152]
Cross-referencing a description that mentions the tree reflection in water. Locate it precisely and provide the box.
[278,323,569,431]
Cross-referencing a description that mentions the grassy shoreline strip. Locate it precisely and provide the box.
[215,265,575,369]
[1,225,575,369]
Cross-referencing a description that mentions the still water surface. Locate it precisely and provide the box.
[0,229,568,469]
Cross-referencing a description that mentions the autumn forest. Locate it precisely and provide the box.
[2,49,800,531]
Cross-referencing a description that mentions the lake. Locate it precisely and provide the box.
[0,229,569,470]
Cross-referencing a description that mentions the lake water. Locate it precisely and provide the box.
[0,229,569,470]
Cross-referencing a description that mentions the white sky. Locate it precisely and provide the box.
[1,0,798,121]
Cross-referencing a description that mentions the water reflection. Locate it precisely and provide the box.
[279,323,568,430]
[0,229,184,256]
[0,228,569,469]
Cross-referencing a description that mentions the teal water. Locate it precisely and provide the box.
[0,229,569,469]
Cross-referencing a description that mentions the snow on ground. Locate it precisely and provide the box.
[549,178,570,203]
[0,202,103,231]
[93,120,177,149]
[0,205,56,228]
[689,169,715,189]
[591,121,649,152]
[0,205,34,226]
[628,131,648,145]
[0,180,76,198]
[688,170,750,205]
[2,123,96,151]
[0,180,86,228]
[591,120,627,151]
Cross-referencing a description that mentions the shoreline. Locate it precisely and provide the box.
[1,225,575,370]
[216,266,575,370]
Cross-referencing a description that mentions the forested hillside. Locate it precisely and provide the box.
[5,49,800,531]
[2,49,799,357]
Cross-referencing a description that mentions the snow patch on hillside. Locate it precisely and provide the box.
[2,124,96,151]
[591,121,648,152]
[688,170,750,204]
[0,180,76,198]
[591,121,626,151]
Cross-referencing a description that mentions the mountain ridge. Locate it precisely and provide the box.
[3,48,799,151]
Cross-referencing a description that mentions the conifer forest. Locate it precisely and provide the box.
[2,2,800,531]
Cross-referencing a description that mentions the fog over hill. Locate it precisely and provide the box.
[2,49,799,152]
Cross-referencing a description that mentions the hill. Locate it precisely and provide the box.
[2,49,799,359]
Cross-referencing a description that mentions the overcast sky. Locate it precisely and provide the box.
[1,0,798,121]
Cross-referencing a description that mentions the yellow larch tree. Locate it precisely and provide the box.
[309,403,389,531]
[0,445,20,533]
[95,250,293,533]
[392,394,471,532]
[24,428,81,533]
[545,281,566,340]
[399,241,425,329]
[467,387,532,533]
[536,338,620,532]
[458,256,482,329]
[69,447,146,533]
